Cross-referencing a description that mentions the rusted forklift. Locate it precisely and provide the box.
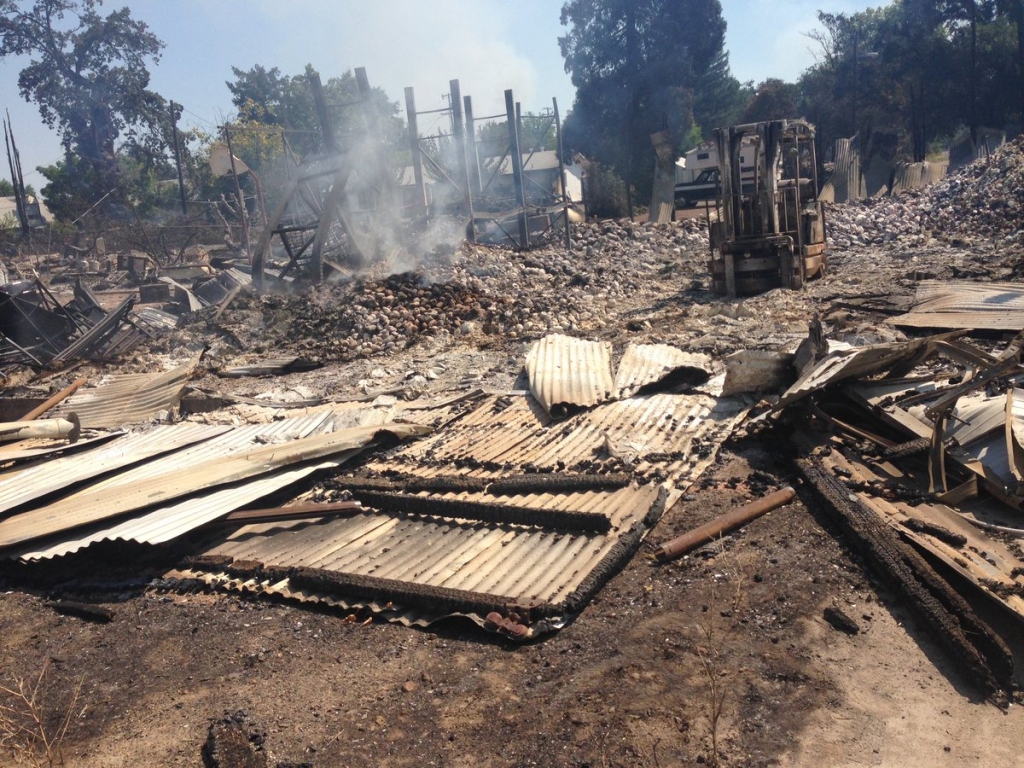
[707,119,826,297]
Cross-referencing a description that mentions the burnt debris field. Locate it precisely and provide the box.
[3,139,1024,767]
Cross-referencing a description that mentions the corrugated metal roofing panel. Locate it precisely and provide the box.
[892,281,1024,332]
[56,410,339,496]
[15,459,346,561]
[526,334,613,416]
[0,422,428,550]
[14,407,398,560]
[613,343,712,399]
[0,431,122,466]
[52,353,203,428]
[181,381,747,633]
[204,509,618,605]
[0,424,227,518]
[776,337,939,410]
[171,567,470,630]
[389,392,746,483]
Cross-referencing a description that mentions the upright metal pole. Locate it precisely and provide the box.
[354,68,375,129]
[405,87,428,219]
[356,67,388,258]
[515,101,529,207]
[553,97,571,252]
[223,124,251,263]
[505,89,528,249]
[170,101,188,215]
[308,71,336,154]
[449,79,474,242]
[464,95,482,197]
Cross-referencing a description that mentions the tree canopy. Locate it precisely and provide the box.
[225,63,405,168]
[559,0,744,199]
[798,1,1023,162]
[0,0,168,211]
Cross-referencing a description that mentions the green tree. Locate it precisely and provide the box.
[559,0,741,201]
[0,0,168,213]
[226,63,405,164]
[475,113,557,156]
[742,78,801,123]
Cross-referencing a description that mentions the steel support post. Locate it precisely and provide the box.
[505,90,529,249]
[405,87,428,220]
[449,79,475,242]
[464,95,482,197]
[553,97,571,252]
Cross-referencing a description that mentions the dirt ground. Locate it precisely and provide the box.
[4,204,1024,765]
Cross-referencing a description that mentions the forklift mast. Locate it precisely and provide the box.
[708,119,826,297]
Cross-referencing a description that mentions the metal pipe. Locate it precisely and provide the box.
[654,486,796,561]
[0,414,80,443]
[20,377,86,420]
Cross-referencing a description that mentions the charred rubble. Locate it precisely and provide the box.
[1,132,1024,716]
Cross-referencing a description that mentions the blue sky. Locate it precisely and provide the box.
[0,0,878,190]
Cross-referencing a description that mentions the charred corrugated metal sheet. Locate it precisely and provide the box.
[169,567,470,630]
[192,482,665,622]
[0,422,428,551]
[0,424,227,518]
[892,281,1024,332]
[15,460,342,561]
[392,392,747,482]
[51,353,204,428]
[12,408,395,560]
[526,334,613,417]
[183,386,747,633]
[831,137,864,203]
[814,436,1024,621]
[890,160,947,195]
[775,336,944,410]
[612,343,712,399]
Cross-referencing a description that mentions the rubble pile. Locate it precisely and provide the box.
[826,136,1024,247]
[178,219,710,361]
[825,196,927,248]
[916,136,1024,240]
